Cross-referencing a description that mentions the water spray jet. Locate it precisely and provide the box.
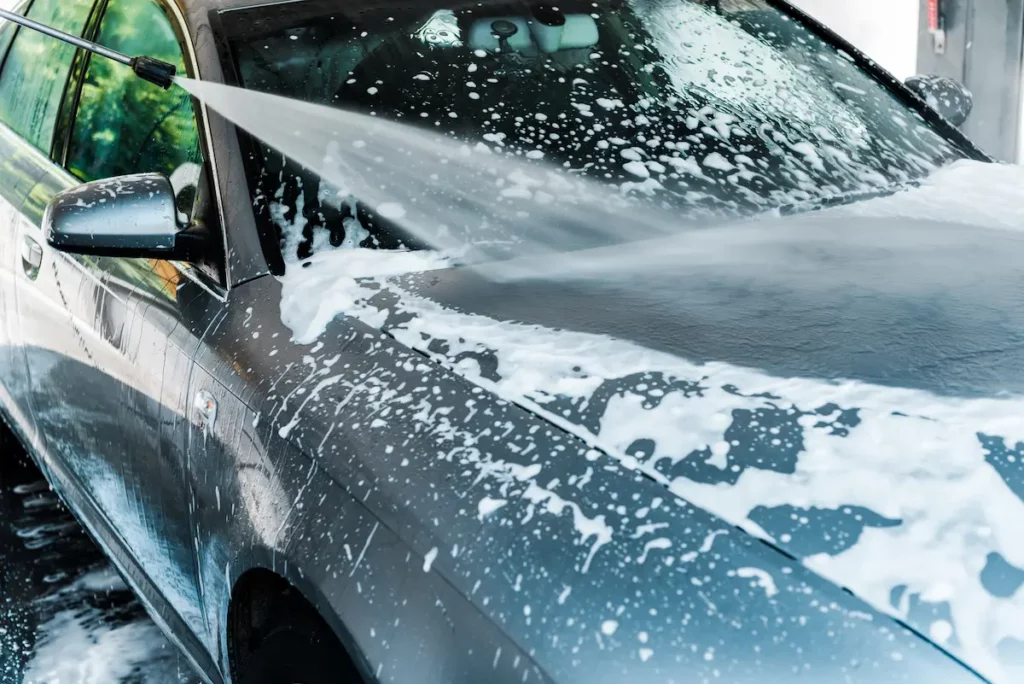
[173,76,712,279]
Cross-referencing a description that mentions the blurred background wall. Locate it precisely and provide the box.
[791,0,921,79]
[796,0,1024,163]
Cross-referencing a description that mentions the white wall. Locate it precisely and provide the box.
[789,0,920,80]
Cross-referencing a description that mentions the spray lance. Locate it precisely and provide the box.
[0,8,176,89]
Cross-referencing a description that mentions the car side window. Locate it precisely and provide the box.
[66,0,210,300]
[0,0,94,153]
[0,4,25,68]
[66,0,202,220]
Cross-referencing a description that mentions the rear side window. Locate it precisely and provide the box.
[66,0,203,218]
[0,0,93,153]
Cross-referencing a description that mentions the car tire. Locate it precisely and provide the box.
[234,587,359,684]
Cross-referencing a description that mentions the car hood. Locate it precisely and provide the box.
[278,161,1024,682]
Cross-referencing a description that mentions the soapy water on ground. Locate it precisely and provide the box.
[0,449,199,684]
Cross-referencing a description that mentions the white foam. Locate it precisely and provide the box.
[635,0,867,139]
[733,566,779,598]
[63,566,127,594]
[834,160,1024,230]
[478,496,508,519]
[423,547,439,572]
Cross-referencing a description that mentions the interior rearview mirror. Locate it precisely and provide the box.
[44,173,205,261]
[904,74,973,128]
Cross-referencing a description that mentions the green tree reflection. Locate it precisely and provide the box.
[66,0,201,215]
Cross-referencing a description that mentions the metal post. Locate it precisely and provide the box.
[0,8,176,89]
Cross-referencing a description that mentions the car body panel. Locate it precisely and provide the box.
[398,215,1024,398]
[176,273,986,683]
[0,124,43,448]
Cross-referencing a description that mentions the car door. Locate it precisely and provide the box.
[11,0,220,653]
[0,0,78,456]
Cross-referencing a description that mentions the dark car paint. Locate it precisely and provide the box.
[2,226,993,684]
[0,2,1003,684]
[401,216,1024,399]
[191,272,993,683]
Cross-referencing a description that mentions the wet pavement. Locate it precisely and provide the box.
[0,440,201,684]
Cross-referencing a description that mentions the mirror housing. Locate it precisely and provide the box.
[904,74,973,127]
[44,173,205,261]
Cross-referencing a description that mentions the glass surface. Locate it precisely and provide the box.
[66,0,202,217]
[0,0,93,153]
[0,2,28,70]
[220,0,970,260]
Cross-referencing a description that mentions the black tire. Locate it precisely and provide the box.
[233,586,362,684]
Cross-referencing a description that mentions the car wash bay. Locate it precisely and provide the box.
[0,1,1022,682]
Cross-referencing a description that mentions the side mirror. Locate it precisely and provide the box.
[44,173,205,260]
[904,74,973,127]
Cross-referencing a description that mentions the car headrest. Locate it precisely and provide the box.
[467,13,599,54]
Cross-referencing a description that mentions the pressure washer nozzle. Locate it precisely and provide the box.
[131,56,176,89]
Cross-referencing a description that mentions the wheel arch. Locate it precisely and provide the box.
[225,560,376,684]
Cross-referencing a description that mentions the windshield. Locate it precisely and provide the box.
[218,0,970,262]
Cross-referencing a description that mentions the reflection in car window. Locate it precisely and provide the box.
[65,0,202,302]
[66,0,203,219]
[77,254,182,304]
[0,0,93,153]
[0,3,26,70]
[220,0,967,263]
